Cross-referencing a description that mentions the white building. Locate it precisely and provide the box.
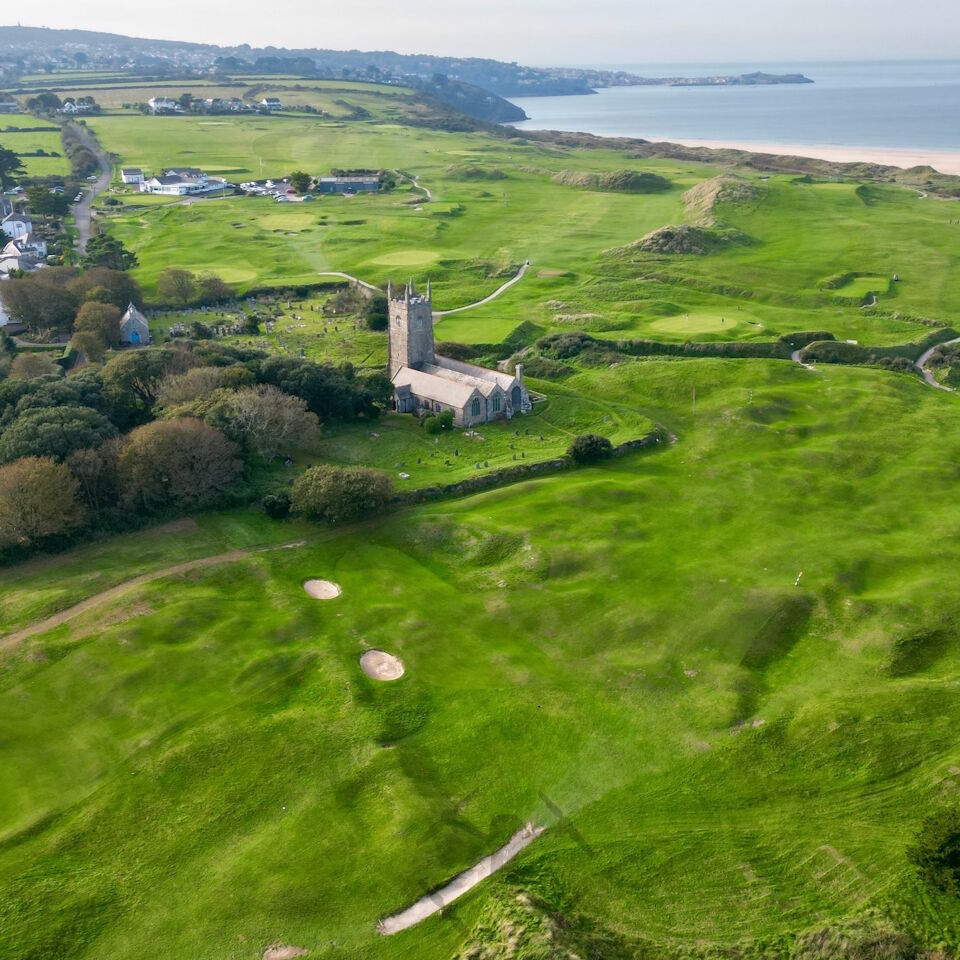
[4,234,46,260]
[1,213,32,240]
[120,302,150,346]
[260,97,282,110]
[148,97,179,114]
[120,167,144,186]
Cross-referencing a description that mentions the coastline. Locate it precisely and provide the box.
[651,137,960,176]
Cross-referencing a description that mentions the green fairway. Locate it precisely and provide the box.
[0,127,70,176]
[3,357,960,958]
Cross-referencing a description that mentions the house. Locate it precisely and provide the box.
[120,167,144,186]
[388,280,530,426]
[4,233,46,260]
[317,176,380,194]
[2,212,32,240]
[59,100,78,114]
[0,240,39,275]
[120,302,150,346]
[148,97,179,114]
[0,100,19,114]
[260,97,282,110]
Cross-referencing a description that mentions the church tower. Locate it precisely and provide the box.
[387,279,435,378]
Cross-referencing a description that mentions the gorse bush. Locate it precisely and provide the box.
[909,806,960,895]
[568,433,613,464]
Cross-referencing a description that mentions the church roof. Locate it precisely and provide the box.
[391,365,481,408]
[121,302,148,328]
[432,355,516,392]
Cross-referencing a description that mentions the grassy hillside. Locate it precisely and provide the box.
[2,357,960,959]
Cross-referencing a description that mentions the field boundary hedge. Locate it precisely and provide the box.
[396,429,667,506]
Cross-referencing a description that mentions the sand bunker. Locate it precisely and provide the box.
[303,579,341,600]
[378,823,544,934]
[360,649,405,681]
[262,946,307,960]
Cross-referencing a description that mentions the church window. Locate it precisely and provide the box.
[492,395,501,413]
[471,397,481,417]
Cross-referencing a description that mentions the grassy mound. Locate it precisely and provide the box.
[683,174,763,225]
[552,169,671,193]
[445,163,507,180]
[618,224,750,255]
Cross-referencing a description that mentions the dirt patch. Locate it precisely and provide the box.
[360,649,404,681]
[263,946,308,960]
[537,269,566,278]
[303,579,341,600]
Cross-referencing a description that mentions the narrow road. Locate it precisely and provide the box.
[915,337,960,392]
[66,123,111,256]
[432,261,530,318]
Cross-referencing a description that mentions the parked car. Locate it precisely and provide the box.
[86,174,98,181]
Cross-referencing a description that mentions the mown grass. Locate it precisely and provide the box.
[2,357,960,958]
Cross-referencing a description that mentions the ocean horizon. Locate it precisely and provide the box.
[507,60,960,160]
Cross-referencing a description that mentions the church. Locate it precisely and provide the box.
[388,280,531,426]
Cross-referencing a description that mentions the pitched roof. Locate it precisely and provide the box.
[433,355,516,392]
[121,302,149,328]
[391,366,481,408]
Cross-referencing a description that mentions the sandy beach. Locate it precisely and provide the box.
[665,138,960,175]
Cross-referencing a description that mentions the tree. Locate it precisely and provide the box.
[157,268,196,307]
[69,267,143,311]
[156,366,227,408]
[217,384,320,459]
[178,92,195,111]
[26,92,61,113]
[74,301,122,349]
[291,464,393,524]
[8,353,60,380]
[196,273,234,305]
[118,418,241,512]
[0,406,118,463]
[257,356,358,421]
[0,144,25,189]
[290,170,312,193]
[0,267,79,336]
[70,330,109,363]
[102,348,198,412]
[0,456,85,548]
[568,433,613,464]
[26,184,69,217]
[81,234,138,271]
[364,293,388,331]
[66,439,122,513]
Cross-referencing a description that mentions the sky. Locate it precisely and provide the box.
[13,0,960,64]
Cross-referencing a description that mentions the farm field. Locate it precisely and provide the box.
[3,357,960,959]
[0,125,70,176]
[3,71,960,960]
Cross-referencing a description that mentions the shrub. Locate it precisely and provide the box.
[118,418,241,512]
[423,415,442,435]
[365,294,388,331]
[437,409,453,429]
[262,493,291,519]
[291,464,393,524]
[0,456,85,548]
[568,433,613,464]
[0,405,118,463]
[909,806,960,895]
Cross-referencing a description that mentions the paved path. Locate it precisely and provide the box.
[915,337,960,391]
[66,123,111,256]
[432,261,530,318]
[790,348,818,372]
[315,271,380,293]
[0,541,307,652]
[378,823,543,935]
[316,262,530,317]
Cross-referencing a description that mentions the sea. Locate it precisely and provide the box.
[507,60,960,153]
